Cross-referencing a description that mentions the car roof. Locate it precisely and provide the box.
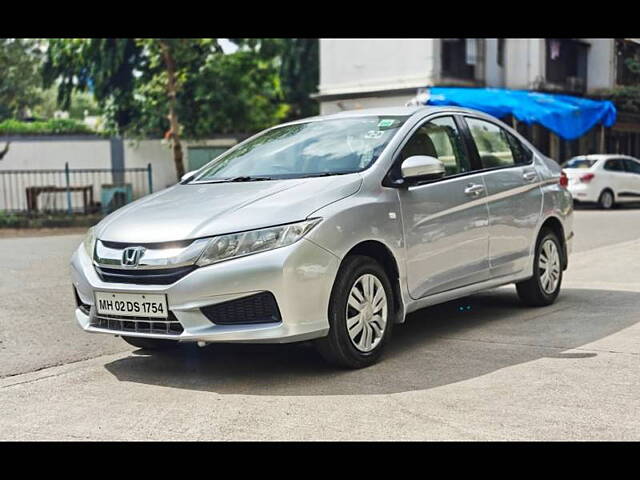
[569,154,640,162]
[279,105,497,127]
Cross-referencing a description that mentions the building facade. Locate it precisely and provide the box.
[316,38,640,162]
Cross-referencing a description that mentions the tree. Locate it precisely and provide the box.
[43,38,296,181]
[0,38,44,120]
[43,38,145,131]
[131,39,218,179]
[279,39,319,120]
[230,38,319,120]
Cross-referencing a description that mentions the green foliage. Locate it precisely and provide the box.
[179,50,290,136]
[624,57,640,75]
[232,38,319,120]
[600,86,640,114]
[0,210,102,228]
[0,118,93,135]
[0,39,44,120]
[0,211,20,227]
[279,39,319,119]
[43,38,145,133]
[43,38,319,139]
[29,87,101,120]
[67,91,101,119]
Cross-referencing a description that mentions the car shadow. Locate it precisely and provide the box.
[574,202,640,210]
[103,287,639,396]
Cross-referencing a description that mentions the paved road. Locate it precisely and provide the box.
[572,203,640,252]
[1,208,639,440]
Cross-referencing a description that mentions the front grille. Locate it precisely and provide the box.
[95,265,197,285]
[200,292,281,325]
[90,311,184,335]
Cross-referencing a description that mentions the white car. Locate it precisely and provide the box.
[563,154,640,209]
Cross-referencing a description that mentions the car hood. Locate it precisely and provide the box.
[96,174,363,243]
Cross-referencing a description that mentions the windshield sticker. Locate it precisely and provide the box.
[377,119,396,128]
[364,130,385,139]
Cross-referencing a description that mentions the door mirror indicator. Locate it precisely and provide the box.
[401,156,446,185]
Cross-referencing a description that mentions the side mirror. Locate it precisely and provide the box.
[400,155,445,184]
[181,170,197,183]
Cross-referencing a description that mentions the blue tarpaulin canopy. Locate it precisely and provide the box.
[424,87,617,141]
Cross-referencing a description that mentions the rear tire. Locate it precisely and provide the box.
[598,189,615,209]
[122,336,178,350]
[516,229,563,307]
[314,255,394,369]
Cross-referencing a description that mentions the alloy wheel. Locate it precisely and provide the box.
[538,239,561,294]
[601,191,614,209]
[345,274,388,352]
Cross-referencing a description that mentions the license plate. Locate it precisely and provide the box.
[94,292,168,319]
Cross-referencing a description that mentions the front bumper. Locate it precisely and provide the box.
[70,238,340,343]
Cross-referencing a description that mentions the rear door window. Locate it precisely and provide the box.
[623,159,640,174]
[506,132,533,165]
[465,117,516,169]
[604,159,626,172]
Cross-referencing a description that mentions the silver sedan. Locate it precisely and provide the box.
[71,106,573,368]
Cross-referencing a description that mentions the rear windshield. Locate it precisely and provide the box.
[563,158,597,169]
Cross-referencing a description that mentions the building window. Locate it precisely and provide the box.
[616,38,640,86]
[545,39,588,92]
[441,39,476,81]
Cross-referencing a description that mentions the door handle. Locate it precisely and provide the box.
[464,184,485,196]
[523,171,538,182]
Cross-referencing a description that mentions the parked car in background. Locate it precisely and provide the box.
[562,154,640,209]
[71,106,573,369]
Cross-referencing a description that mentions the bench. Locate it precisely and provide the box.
[26,185,94,213]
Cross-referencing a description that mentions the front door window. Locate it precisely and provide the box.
[398,116,471,177]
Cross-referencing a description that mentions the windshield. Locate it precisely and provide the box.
[190,116,408,182]
[563,158,597,169]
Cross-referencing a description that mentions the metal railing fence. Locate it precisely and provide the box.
[0,162,153,215]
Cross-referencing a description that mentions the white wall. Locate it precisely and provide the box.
[124,139,240,194]
[0,139,112,211]
[504,38,546,90]
[0,137,237,211]
[484,39,505,87]
[124,140,177,195]
[319,94,417,115]
[0,139,111,171]
[585,38,615,92]
[320,38,436,95]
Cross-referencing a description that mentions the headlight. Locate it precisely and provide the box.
[196,218,321,267]
[83,226,97,259]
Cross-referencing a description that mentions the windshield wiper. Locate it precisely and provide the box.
[301,171,352,178]
[227,176,273,182]
[194,176,274,184]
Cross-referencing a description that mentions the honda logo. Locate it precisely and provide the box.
[121,246,146,268]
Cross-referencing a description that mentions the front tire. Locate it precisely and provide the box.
[122,336,178,351]
[314,255,394,369]
[516,230,563,307]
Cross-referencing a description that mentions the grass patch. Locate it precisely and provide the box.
[0,211,103,229]
[0,118,95,136]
